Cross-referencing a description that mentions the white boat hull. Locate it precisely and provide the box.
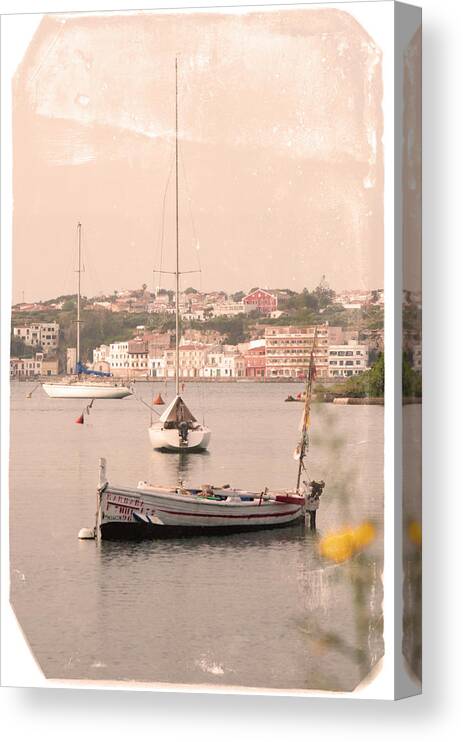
[98,484,305,539]
[148,423,211,452]
[42,382,132,399]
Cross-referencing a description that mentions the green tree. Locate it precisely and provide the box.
[302,288,320,312]
[341,353,385,398]
[402,352,422,397]
[314,276,336,310]
[368,352,385,397]
[10,336,34,358]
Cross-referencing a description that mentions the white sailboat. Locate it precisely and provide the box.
[148,59,211,451]
[92,340,320,539]
[43,382,132,400]
[42,222,132,400]
[149,395,211,451]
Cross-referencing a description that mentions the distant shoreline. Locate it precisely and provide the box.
[10,378,423,405]
[11,376,309,384]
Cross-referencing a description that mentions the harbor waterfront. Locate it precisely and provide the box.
[10,380,386,691]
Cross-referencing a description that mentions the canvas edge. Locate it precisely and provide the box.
[0,1,419,700]
[393,0,422,700]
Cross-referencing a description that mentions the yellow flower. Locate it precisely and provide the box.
[408,520,422,546]
[319,522,376,563]
[351,522,376,550]
[319,530,355,563]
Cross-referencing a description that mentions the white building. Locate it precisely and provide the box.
[92,300,112,310]
[210,301,252,318]
[181,309,206,322]
[328,340,369,378]
[93,345,110,364]
[201,347,224,378]
[264,325,331,379]
[147,299,175,314]
[270,310,286,319]
[200,348,245,378]
[148,355,167,378]
[10,352,44,378]
[220,351,246,378]
[66,347,77,374]
[92,341,149,378]
[13,322,59,350]
[178,344,210,377]
[149,344,212,378]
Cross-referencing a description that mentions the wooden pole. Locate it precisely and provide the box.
[296,326,318,491]
[96,457,107,538]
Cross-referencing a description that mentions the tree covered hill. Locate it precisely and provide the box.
[11,284,384,361]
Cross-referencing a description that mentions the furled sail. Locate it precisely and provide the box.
[76,361,112,378]
[160,395,198,425]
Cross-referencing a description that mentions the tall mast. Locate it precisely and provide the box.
[76,221,82,369]
[175,57,180,396]
[296,326,318,491]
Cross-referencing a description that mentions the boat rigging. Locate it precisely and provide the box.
[148,58,211,451]
[42,222,132,400]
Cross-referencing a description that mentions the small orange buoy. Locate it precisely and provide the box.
[153,394,165,405]
[75,413,84,424]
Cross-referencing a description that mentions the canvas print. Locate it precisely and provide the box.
[4,2,421,695]
[402,19,422,687]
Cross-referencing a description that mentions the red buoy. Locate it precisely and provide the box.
[153,394,165,405]
[75,414,84,424]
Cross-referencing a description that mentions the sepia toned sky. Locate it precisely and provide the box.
[13,8,384,302]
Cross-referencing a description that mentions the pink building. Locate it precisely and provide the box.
[264,325,331,379]
[245,345,266,378]
[243,289,277,314]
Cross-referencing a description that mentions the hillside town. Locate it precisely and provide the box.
[89,325,370,381]
[9,284,418,383]
[12,285,383,319]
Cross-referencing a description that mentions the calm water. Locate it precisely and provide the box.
[10,381,384,691]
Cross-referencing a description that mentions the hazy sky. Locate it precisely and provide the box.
[13,8,384,303]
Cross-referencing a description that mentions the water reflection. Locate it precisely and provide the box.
[98,519,307,562]
[150,449,211,484]
[10,381,384,690]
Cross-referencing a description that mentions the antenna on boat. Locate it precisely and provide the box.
[155,58,200,398]
[76,221,82,372]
